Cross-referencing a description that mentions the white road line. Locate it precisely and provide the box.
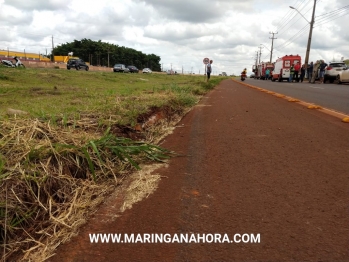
[310,86,325,89]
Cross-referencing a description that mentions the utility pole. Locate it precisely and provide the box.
[269,32,278,63]
[258,45,263,64]
[51,35,55,62]
[289,0,316,71]
[253,51,259,73]
[305,0,316,69]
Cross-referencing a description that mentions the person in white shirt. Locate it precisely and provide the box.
[206,60,213,82]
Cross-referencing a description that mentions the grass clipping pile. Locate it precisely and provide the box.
[0,118,173,261]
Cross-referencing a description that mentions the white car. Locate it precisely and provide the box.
[166,69,177,75]
[337,67,349,84]
[324,61,347,83]
[142,68,152,74]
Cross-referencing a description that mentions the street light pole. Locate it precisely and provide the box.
[305,0,317,68]
[269,32,277,63]
[290,0,317,70]
[258,44,263,64]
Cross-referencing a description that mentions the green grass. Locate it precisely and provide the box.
[0,67,228,261]
[0,68,225,124]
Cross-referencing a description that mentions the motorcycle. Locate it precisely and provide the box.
[1,56,25,68]
[241,72,247,81]
[1,59,15,67]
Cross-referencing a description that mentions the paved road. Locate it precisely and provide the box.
[246,78,349,114]
[49,79,349,262]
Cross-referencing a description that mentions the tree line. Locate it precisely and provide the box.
[52,38,161,71]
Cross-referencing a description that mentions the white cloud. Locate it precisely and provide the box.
[0,0,348,75]
[4,0,70,11]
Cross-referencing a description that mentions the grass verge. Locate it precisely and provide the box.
[0,67,227,261]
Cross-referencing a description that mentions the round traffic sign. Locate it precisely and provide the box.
[203,57,209,64]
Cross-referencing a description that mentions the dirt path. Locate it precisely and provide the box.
[49,79,349,262]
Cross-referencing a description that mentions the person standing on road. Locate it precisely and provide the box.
[307,61,313,82]
[289,64,295,82]
[265,68,270,80]
[319,60,328,84]
[206,60,213,82]
[294,62,300,82]
[300,64,306,83]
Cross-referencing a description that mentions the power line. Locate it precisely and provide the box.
[275,0,306,31]
[316,5,349,17]
[277,5,314,38]
[315,12,349,27]
[314,6,349,27]
[274,24,309,50]
[275,2,348,51]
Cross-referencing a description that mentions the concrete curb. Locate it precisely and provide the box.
[231,78,349,123]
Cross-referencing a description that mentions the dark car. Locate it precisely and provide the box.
[67,58,89,71]
[127,65,139,73]
[113,64,129,73]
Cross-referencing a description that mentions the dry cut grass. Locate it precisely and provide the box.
[0,67,227,261]
[0,118,173,261]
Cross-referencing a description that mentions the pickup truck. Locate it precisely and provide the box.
[67,58,89,71]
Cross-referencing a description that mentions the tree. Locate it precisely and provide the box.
[53,39,161,70]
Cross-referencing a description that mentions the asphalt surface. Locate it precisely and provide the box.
[246,78,349,114]
[49,79,349,262]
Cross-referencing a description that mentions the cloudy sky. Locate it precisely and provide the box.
[0,0,348,75]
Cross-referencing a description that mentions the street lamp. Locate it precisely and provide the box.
[289,0,317,74]
[289,6,310,23]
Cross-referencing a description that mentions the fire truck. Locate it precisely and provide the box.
[271,54,301,82]
[260,61,274,80]
[252,61,274,80]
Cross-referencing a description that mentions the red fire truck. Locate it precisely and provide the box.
[271,54,301,82]
[252,61,274,80]
[260,61,274,80]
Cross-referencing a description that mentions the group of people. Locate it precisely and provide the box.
[288,62,305,83]
[309,60,328,84]
[289,60,328,84]
[206,59,329,84]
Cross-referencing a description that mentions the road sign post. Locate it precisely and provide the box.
[203,58,209,78]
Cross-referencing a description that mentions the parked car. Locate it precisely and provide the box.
[250,73,255,78]
[67,58,89,71]
[336,67,349,84]
[166,69,177,75]
[142,68,152,74]
[113,64,129,73]
[324,61,347,83]
[127,65,139,73]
